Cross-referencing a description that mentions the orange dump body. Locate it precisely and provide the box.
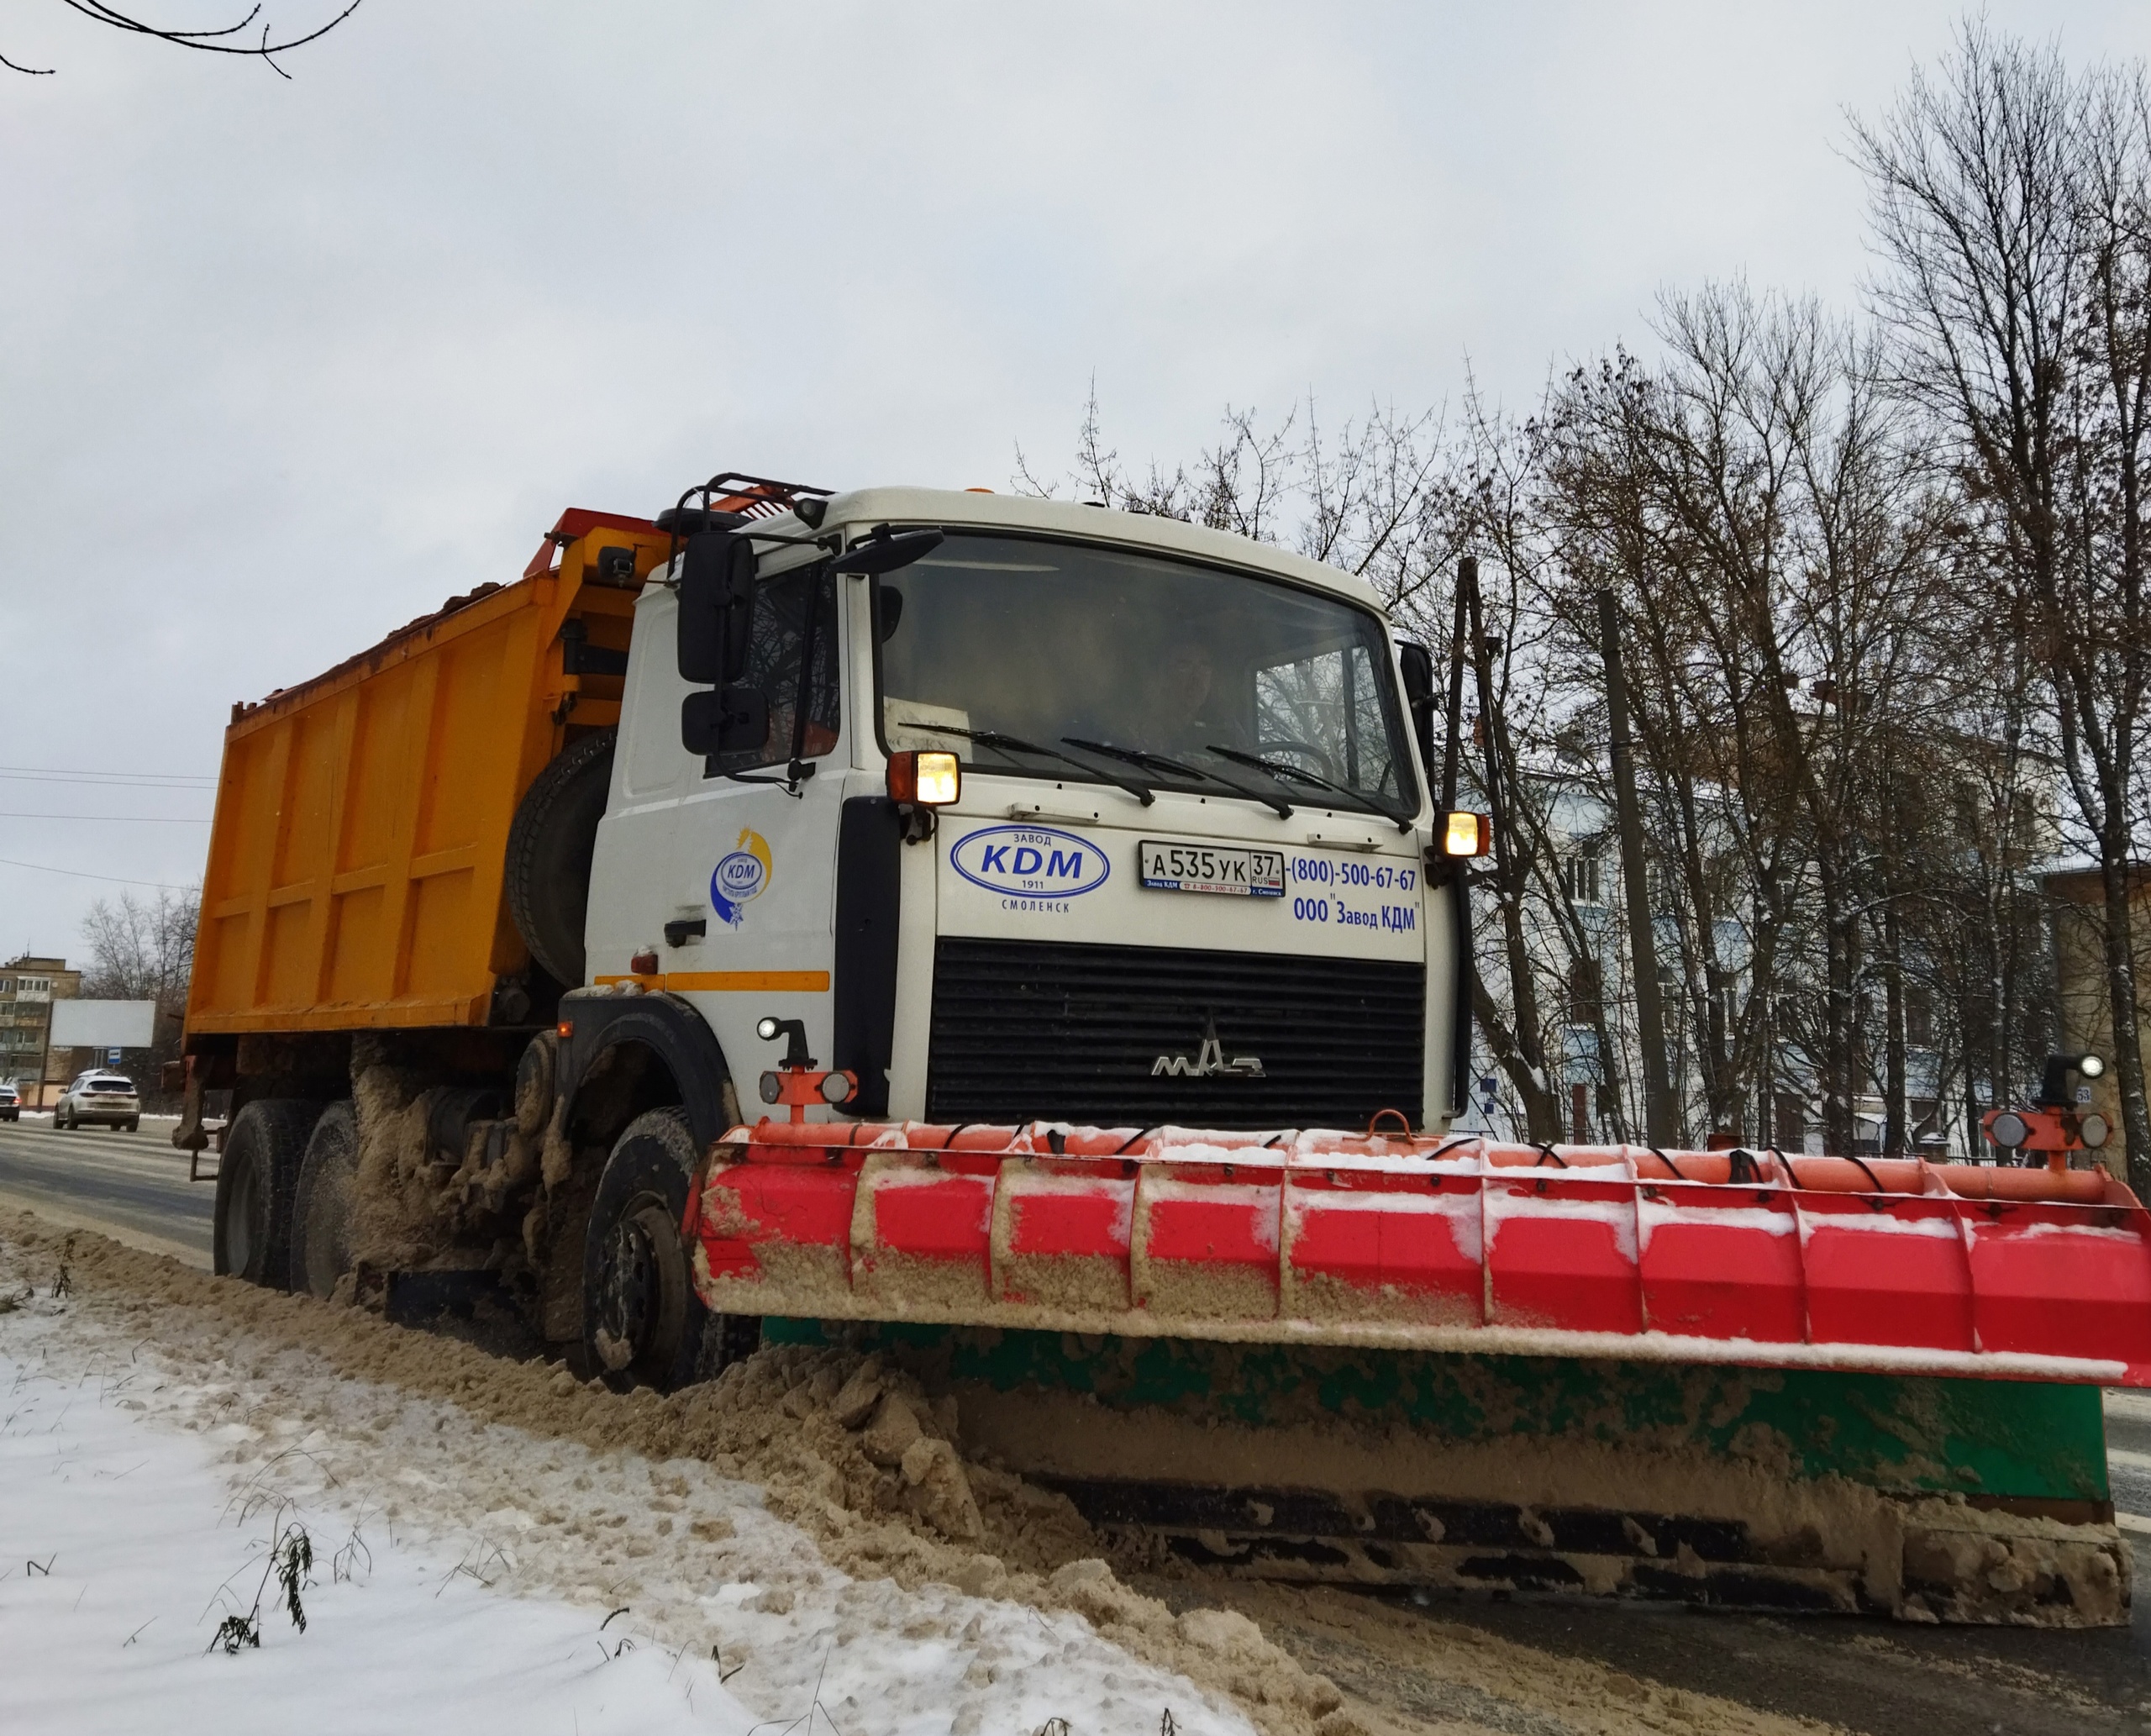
[183,510,673,1038]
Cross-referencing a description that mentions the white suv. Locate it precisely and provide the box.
[55,1071,139,1132]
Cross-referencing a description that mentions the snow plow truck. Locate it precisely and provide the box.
[174,471,2146,1624]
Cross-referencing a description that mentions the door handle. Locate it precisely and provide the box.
[664,918,708,948]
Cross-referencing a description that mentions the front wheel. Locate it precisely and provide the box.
[214,1099,323,1288]
[581,1107,725,1392]
[124,1119,139,1134]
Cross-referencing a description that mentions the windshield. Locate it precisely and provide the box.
[876,532,1418,819]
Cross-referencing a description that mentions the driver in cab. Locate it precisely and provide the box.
[1125,639,1222,756]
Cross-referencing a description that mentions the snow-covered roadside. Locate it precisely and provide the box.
[2,1335,753,1735]
[0,1212,1843,1736]
[0,1234,1262,1736]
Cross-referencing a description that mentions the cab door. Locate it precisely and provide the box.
[585,584,687,981]
[664,553,849,1086]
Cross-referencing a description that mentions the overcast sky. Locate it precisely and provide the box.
[3,1,2143,958]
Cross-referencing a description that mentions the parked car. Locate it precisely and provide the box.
[55,1071,139,1132]
[0,1081,17,1122]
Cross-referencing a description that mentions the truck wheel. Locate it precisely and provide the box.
[582,1106,717,1392]
[290,1100,359,1300]
[214,1099,323,1289]
[505,729,616,991]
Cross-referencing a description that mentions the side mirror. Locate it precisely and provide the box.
[1396,640,1438,786]
[876,585,905,644]
[834,524,943,576]
[681,686,770,757]
[1397,641,1435,705]
[678,532,757,684]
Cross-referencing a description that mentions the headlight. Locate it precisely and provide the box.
[887,750,960,807]
[1442,811,1490,857]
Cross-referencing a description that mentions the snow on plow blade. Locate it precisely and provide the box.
[687,1123,2151,1386]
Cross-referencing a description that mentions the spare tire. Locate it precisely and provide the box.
[505,729,615,989]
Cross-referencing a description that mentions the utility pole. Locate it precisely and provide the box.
[1597,589,1676,1147]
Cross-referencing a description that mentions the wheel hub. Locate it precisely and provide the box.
[596,1204,665,1370]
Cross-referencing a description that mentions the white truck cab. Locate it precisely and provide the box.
[586,487,1465,1134]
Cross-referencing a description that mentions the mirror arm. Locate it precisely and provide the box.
[726,760,817,798]
[739,530,840,550]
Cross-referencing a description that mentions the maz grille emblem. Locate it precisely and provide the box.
[1151,1017,1265,1079]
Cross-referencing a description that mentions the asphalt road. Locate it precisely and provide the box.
[0,1113,213,1266]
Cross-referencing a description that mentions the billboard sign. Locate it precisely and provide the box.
[49,999,157,1049]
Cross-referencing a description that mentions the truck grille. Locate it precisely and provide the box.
[927,938,1425,1130]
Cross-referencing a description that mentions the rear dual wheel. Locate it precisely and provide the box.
[290,1101,359,1299]
[213,1099,323,1288]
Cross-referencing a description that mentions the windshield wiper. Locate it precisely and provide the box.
[934,726,1154,806]
[1205,744,1412,831]
[1063,738,1293,821]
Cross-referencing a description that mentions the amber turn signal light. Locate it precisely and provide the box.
[1442,811,1491,857]
[887,750,960,806]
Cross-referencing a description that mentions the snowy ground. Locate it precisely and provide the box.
[3,1339,755,1734]
[0,1265,1255,1736]
[0,1212,1860,1736]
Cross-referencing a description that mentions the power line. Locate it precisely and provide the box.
[0,771,215,791]
[0,855,192,891]
[0,813,210,823]
[0,764,215,787]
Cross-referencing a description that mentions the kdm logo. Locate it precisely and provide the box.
[710,829,772,926]
[949,825,1110,898]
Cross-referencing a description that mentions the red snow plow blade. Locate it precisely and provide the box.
[686,1123,2151,1386]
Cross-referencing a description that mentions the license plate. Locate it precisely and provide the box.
[1139,839,1285,897]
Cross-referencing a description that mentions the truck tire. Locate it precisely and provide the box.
[505,729,616,991]
[290,1099,359,1300]
[214,1098,323,1289]
[582,1106,718,1392]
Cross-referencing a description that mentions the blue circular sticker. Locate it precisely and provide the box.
[710,829,772,926]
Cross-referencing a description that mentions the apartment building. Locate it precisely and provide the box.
[0,955,82,1107]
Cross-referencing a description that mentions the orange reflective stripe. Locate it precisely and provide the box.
[592,971,831,993]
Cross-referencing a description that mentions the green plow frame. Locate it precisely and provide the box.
[767,1318,2121,1622]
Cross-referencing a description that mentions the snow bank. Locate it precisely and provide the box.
[1,1343,750,1735]
[0,1228,1263,1736]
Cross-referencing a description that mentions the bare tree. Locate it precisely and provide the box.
[79,886,198,1088]
[1855,24,2151,1187]
[6,1,362,78]
[1018,295,2038,1160]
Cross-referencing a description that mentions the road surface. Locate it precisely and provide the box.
[0,1113,212,1266]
